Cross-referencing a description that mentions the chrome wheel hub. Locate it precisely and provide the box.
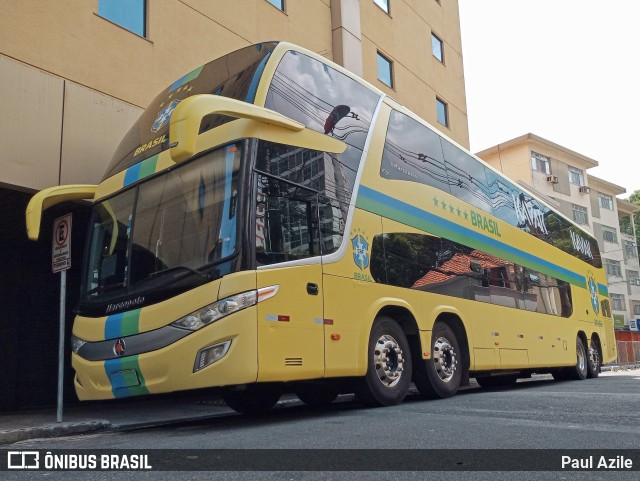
[373,334,405,387]
[433,336,457,383]
[577,342,586,372]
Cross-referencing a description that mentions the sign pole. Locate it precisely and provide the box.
[52,213,72,423]
[57,269,66,423]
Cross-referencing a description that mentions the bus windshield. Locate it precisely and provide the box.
[80,143,243,315]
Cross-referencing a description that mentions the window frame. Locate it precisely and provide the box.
[625,240,638,258]
[266,0,285,11]
[531,151,550,174]
[602,225,618,244]
[571,203,589,226]
[97,0,147,37]
[436,97,449,127]
[568,166,585,186]
[431,32,444,63]
[610,293,625,311]
[374,0,390,14]
[376,51,394,88]
[605,258,622,277]
[598,192,614,210]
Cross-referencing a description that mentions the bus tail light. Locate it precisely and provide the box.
[194,340,232,372]
[171,285,279,331]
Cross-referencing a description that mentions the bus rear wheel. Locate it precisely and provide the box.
[355,316,412,407]
[222,385,281,414]
[587,338,601,378]
[552,336,588,381]
[415,322,461,399]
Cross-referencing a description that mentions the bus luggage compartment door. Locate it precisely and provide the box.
[256,265,325,381]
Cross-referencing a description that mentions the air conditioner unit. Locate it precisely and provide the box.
[546,175,559,184]
[579,186,590,194]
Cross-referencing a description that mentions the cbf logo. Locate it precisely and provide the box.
[587,272,600,314]
[151,99,180,132]
[351,230,369,270]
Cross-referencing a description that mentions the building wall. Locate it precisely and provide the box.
[480,134,640,329]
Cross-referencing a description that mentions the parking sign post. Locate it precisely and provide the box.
[52,214,72,423]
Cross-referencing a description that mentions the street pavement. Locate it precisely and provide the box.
[1,365,638,446]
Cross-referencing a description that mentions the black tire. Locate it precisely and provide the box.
[222,385,281,414]
[587,338,601,379]
[296,384,339,407]
[552,336,588,381]
[475,374,519,389]
[415,322,461,399]
[355,316,412,407]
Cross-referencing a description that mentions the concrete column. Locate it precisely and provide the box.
[331,0,363,77]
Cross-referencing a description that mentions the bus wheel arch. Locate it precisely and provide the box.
[415,312,470,399]
[587,333,602,378]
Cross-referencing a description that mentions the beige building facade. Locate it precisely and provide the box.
[478,134,640,329]
[0,0,468,192]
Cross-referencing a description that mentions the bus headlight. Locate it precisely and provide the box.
[171,286,278,331]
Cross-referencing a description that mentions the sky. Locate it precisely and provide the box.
[458,0,640,198]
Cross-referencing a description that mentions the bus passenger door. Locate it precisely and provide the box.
[255,180,325,382]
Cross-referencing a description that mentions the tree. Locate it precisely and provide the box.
[626,190,640,258]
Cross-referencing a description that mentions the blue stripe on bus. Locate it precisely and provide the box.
[244,52,271,103]
[598,283,608,296]
[123,163,142,187]
[357,185,588,287]
[104,313,124,339]
[219,146,237,258]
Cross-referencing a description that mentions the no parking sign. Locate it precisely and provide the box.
[52,214,72,273]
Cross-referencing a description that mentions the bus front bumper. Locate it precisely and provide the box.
[71,307,258,401]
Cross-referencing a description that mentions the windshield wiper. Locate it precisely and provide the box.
[144,265,211,282]
[85,282,126,297]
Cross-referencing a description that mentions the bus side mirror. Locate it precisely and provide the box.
[25,185,97,241]
[168,94,347,163]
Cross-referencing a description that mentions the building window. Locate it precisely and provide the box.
[98,0,146,37]
[620,215,634,236]
[572,204,589,225]
[627,270,639,286]
[625,240,638,258]
[634,303,640,315]
[377,52,393,88]
[432,33,444,63]
[604,258,622,277]
[266,0,285,11]
[602,225,618,243]
[531,151,550,174]
[568,166,585,185]
[374,0,390,13]
[436,98,449,127]
[610,293,625,311]
[599,193,614,210]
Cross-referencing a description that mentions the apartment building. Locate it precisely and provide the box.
[0,0,469,410]
[478,133,640,330]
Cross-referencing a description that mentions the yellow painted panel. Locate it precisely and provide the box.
[473,348,496,371]
[257,265,324,381]
[499,349,529,369]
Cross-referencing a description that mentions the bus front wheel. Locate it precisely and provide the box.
[415,322,461,398]
[355,316,412,407]
[221,385,281,414]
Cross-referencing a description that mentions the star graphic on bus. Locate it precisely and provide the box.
[351,234,370,270]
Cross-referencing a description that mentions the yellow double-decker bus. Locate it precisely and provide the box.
[27,42,615,413]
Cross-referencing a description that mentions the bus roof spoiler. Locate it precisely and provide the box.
[169,94,347,163]
[26,185,97,241]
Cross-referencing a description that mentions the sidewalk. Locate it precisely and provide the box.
[0,393,237,446]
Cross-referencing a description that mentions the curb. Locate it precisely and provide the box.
[0,420,110,446]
